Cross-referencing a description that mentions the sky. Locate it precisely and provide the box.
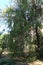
[0,0,11,34]
[0,0,10,9]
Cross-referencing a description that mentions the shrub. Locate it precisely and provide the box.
[0,59,15,65]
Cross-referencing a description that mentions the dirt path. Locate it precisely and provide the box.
[28,60,43,65]
[15,60,43,65]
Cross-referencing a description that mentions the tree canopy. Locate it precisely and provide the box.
[3,0,43,60]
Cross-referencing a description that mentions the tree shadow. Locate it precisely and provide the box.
[15,62,29,65]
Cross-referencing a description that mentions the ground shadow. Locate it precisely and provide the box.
[15,62,29,65]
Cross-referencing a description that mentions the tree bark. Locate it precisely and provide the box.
[35,25,40,58]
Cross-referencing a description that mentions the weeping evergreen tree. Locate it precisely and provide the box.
[4,0,31,56]
[4,0,42,60]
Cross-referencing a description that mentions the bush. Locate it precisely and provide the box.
[0,59,15,65]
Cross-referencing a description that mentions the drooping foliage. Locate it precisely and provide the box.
[3,0,43,60]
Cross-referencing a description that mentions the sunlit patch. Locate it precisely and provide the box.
[41,29,43,33]
[42,23,43,25]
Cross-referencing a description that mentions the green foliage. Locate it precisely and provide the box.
[0,35,4,54]
[3,0,42,61]
[0,59,15,65]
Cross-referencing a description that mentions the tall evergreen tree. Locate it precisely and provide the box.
[4,0,42,59]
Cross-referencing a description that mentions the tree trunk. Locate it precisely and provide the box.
[35,25,40,58]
